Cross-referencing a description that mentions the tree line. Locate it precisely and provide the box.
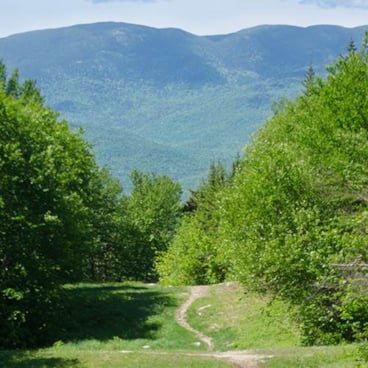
[0,63,182,347]
[157,38,368,345]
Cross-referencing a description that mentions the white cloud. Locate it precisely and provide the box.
[299,0,368,9]
[86,0,160,3]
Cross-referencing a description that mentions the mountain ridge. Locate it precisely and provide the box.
[0,22,366,192]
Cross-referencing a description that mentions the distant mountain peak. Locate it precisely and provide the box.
[0,23,366,191]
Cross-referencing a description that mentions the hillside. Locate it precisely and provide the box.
[0,22,366,192]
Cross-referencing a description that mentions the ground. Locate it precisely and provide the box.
[175,284,271,368]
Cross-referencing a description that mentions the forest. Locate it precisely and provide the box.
[1,37,368,351]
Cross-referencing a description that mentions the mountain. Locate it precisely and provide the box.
[0,22,366,192]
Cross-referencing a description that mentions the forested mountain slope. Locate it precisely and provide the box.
[0,22,366,191]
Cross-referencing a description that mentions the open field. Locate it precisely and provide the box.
[0,282,366,367]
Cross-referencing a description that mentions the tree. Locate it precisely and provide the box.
[5,68,20,97]
[216,36,368,344]
[159,35,368,344]
[0,59,6,89]
[85,168,124,281]
[119,170,182,281]
[0,64,100,347]
[157,161,232,285]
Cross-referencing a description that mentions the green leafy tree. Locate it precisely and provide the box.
[119,170,182,281]
[85,168,124,281]
[158,161,232,285]
[159,35,368,344]
[5,68,20,98]
[217,36,368,344]
[20,79,44,104]
[0,64,101,347]
[0,60,6,89]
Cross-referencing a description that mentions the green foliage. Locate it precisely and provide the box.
[157,162,232,285]
[0,62,104,348]
[84,168,124,281]
[5,68,20,97]
[157,214,223,285]
[223,39,368,343]
[221,39,368,344]
[159,36,368,344]
[0,59,187,347]
[119,170,183,282]
[358,342,368,364]
[0,60,6,89]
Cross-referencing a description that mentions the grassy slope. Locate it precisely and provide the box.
[186,283,367,367]
[264,346,365,368]
[0,282,365,367]
[187,283,301,351]
[0,350,231,368]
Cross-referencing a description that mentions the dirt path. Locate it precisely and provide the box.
[176,285,215,351]
[175,285,272,368]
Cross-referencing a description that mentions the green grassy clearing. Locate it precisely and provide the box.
[0,281,366,367]
[262,345,366,368]
[186,283,367,367]
[0,349,232,368]
[57,282,198,351]
[186,282,301,351]
[0,283,233,367]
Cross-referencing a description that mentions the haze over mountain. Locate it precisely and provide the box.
[0,22,366,192]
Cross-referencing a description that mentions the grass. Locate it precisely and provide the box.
[186,282,368,367]
[0,281,367,367]
[0,282,233,368]
[262,345,366,367]
[187,282,300,351]
[0,349,232,368]
[57,282,196,351]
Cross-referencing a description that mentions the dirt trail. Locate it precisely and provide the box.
[121,284,271,367]
[175,285,272,368]
[176,285,214,351]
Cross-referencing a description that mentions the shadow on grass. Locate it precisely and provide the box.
[0,351,79,368]
[54,283,177,342]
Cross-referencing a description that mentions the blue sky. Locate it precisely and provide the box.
[1,0,368,38]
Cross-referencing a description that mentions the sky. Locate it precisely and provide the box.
[1,0,368,38]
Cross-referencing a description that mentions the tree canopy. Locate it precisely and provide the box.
[158,38,368,345]
[0,60,182,347]
[0,61,102,346]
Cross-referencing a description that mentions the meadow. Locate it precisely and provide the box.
[0,282,365,367]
